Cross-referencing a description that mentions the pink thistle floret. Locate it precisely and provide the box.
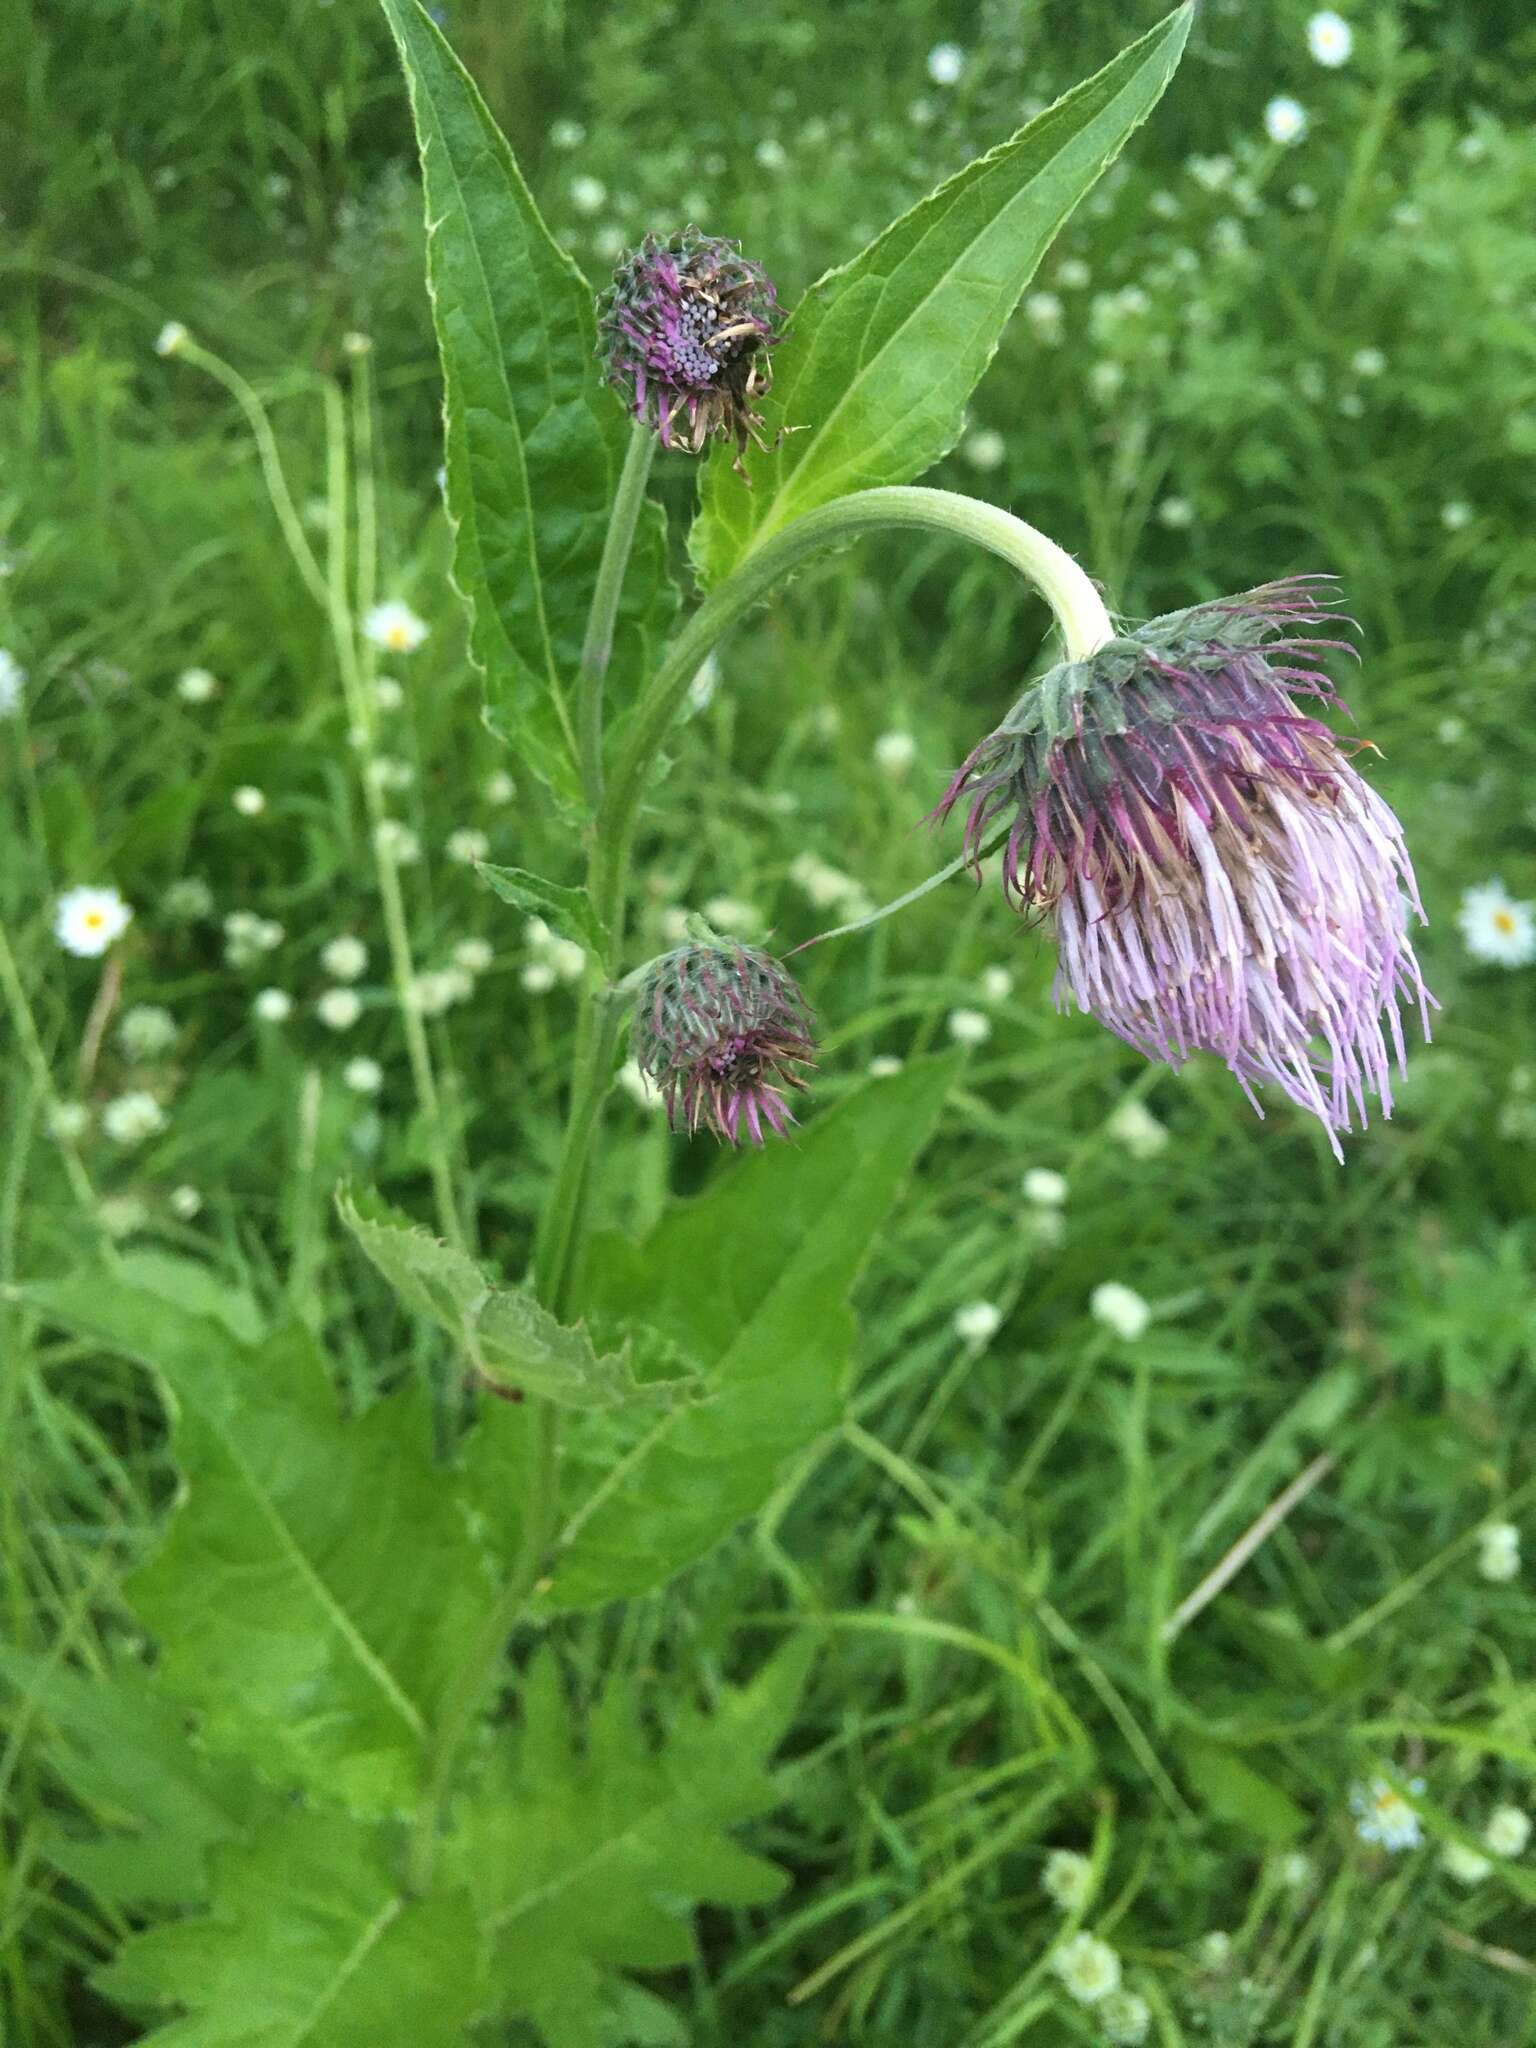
[631,941,815,1146]
[597,228,782,461]
[932,577,1434,1158]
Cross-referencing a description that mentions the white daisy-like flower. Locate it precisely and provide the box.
[363,600,429,654]
[1101,1990,1152,2046]
[373,819,421,865]
[452,937,493,975]
[520,959,558,995]
[961,427,1006,471]
[0,649,27,715]
[1307,10,1354,65]
[154,321,189,357]
[926,41,964,85]
[102,1091,166,1146]
[446,827,490,865]
[344,1056,384,1095]
[177,666,218,703]
[1440,501,1473,532]
[1485,1804,1531,1858]
[867,1054,904,1078]
[616,1058,664,1110]
[232,785,266,817]
[1040,1848,1092,1911]
[1107,1098,1169,1159]
[980,965,1013,1002]
[1351,1776,1425,1851]
[1458,880,1536,967]
[317,987,362,1031]
[117,1004,177,1060]
[947,1007,991,1047]
[1477,1520,1520,1582]
[1025,291,1064,342]
[1051,1931,1121,2006]
[1091,1282,1151,1341]
[1157,496,1195,530]
[1441,1840,1492,1885]
[1264,96,1309,145]
[954,1300,1002,1345]
[569,175,606,215]
[48,1100,92,1142]
[322,935,368,982]
[169,1183,203,1220]
[873,730,916,778]
[253,987,292,1023]
[55,886,133,958]
[1023,1167,1068,1207]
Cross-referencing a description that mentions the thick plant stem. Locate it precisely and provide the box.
[577,422,656,810]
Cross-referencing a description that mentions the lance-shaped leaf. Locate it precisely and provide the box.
[476,861,610,961]
[690,4,1192,586]
[379,0,675,801]
[542,1056,959,1609]
[337,1186,692,1409]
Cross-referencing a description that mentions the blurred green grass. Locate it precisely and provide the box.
[3,1,1535,2043]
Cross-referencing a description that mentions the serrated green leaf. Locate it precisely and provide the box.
[689,5,1191,586]
[476,862,610,960]
[97,1806,483,2048]
[337,1185,692,1409]
[379,0,675,800]
[543,1057,959,1608]
[18,1270,511,1812]
[458,1640,810,2048]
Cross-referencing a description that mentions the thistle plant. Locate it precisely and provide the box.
[630,938,814,1143]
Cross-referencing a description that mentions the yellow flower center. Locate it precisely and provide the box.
[387,625,410,649]
[1493,910,1516,934]
[84,912,104,930]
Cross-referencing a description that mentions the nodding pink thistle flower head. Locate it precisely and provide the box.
[631,940,814,1146]
[597,229,782,459]
[932,577,1433,1157]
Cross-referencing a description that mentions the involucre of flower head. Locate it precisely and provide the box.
[630,940,814,1146]
[597,229,782,460]
[932,578,1432,1159]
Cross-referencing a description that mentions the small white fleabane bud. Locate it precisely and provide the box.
[1484,1805,1531,1858]
[1101,1990,1151,2045]
[754,138,788,172]
[980,965,1013,1001]
[232,785,266,817]
[342,331,372,357]
[1041,1848,1092,1911]
[373,820,421,865]
[1057,257,1091,290]
[1107,1099,1169,1159]
[550,119,584,149]
[703,897,764,939]
[484,769,516,803]
[363,601,428,654]
[1278,1850,1314,1890]
[1157,496,1195,530]
[570,175,606,215]
[118,1004,177,1060]
[374,675,404,711]
[873,730,916,778]
[253,988,292,1023]
[344,1056,384,1095]
[1196,1931,1232,1970]
[453,938,493,975]
[1351,347,1386,377]
[926,41,964,85]
[522,960,558,995]
[446,827,490,865]
[1441,501,1473,531]
[102,1091,166,1146]
[56,886,133,958]
[317,988,362,1031]
[524,916,553,949]
[49,1100,92,1142]
[1025,291,1063,342]
[954,1300,1002,1344]
[1264,96,1308,145]
[549,938,586,984]
[169,1184,203,1220]
[1307,10,1353,65]
[1477,1520,1520,1582]
[322,935,368,982]
[0,649,25,717]
[1088,360,1125,403]
[1441,1840,1492,1885]
[868,1054,904,1077]
[1023,1167,1068,1207]
[1091,1282,1151,1340]
[177,666,218,703]
[961,427,1006,471]
[367,756,414,792]
[1051,1932,1121,2006]
[1351,1776,1425,1851]
[948,1007,991,1047]
[154,321,189,357]
[99,1195,148,1239]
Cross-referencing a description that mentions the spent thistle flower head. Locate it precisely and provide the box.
[631,939,814,1145]
[932,577,1432,1159]
[597,229,782,460]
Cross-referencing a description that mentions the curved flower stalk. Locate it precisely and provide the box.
[933,577,1432,1156]
[597,229,782,460]
[630,939,814,1145]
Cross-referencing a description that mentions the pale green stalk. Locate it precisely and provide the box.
[576,420,656,809]
[0,916,112,1245]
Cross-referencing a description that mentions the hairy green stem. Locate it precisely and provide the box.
[577,422,656,810]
